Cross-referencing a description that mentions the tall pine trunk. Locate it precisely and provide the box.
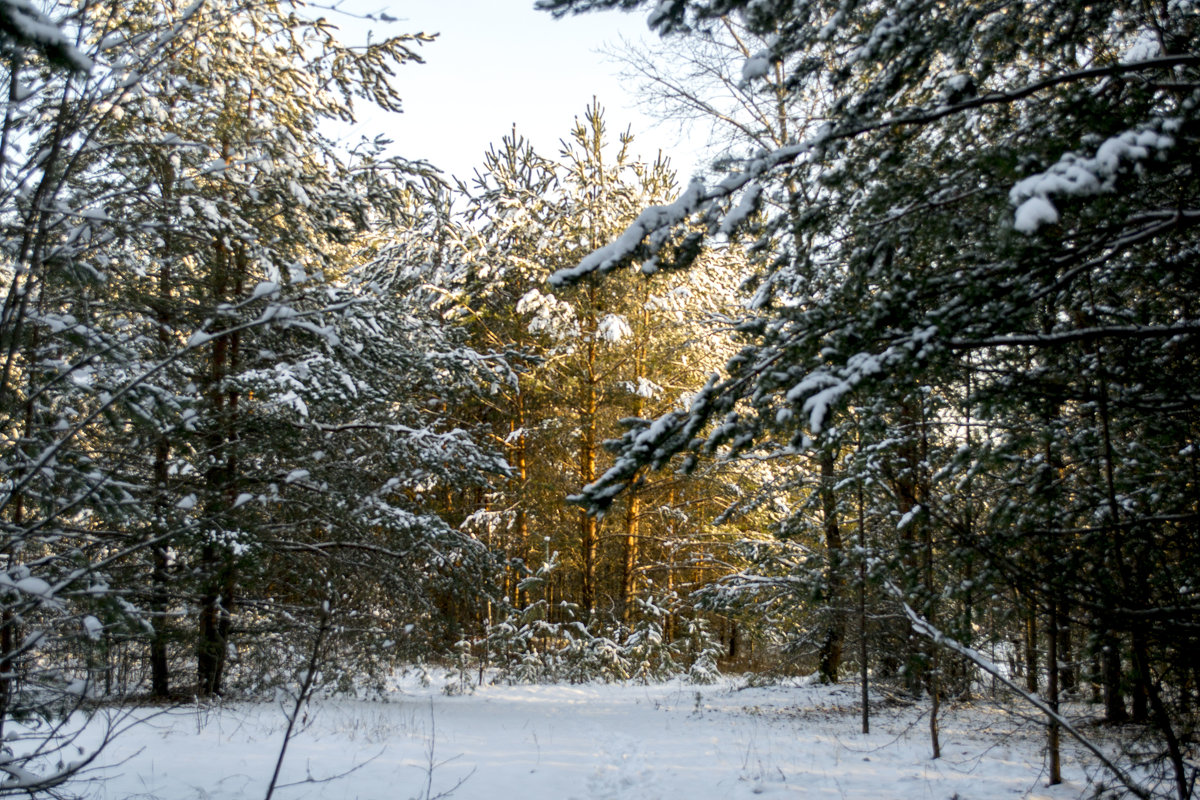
[578,315,599,615]
[150,208,174,699]
[818,447,844,683]
[1048,600,1062,784]
[621,482,641,626]
[196,236,242,696]
[512,392,529,608]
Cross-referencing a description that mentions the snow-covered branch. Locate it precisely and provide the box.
[892,589,1153,800]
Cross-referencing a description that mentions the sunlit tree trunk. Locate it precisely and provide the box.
[621,309,648,626]
[620,483,641,626]
[512,393,529,608]
[578,297,600,615]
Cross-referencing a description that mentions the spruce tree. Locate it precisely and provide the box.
[0,2,504,790]
[543,0,1200,790]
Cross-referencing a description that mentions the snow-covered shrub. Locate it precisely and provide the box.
[478,596,723,684]
[681,616,723,685]
[473,555,723,684]
[484,602,561,683]
[559,622,631,684]
[443,638,477,696]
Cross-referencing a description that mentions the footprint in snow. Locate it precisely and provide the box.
[580,734,661,800]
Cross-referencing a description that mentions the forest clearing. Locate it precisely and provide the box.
[79,676,1105,800]
[2,0,1198,797]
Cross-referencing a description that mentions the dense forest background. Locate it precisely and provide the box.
[0,0,1197,797]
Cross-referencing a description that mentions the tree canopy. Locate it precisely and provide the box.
[2,0,1199,797]
[542,0,1199,794]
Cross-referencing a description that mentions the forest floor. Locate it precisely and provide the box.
[78,674,1121,800]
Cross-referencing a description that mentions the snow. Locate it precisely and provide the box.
[896,504,922,531]
[13,575,53,598]
[0,0,93,72]
[550,180,707,284]
[82,615,103,639]
[1013,196,1059,234]
[1009,124,1176,233]
[78,677,1098,800]
[252,281,281,299]
[1120,30,1163,63]
[786,352,884,433]
[742,52,772,82]
[187,330,215,348]
[597,313,632,343]
[719,182,763,236]
[632,377,663,398]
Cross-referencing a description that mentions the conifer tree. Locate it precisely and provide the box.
[0,1,504,788]
[456,104,749,636]
[543,0,1200,790]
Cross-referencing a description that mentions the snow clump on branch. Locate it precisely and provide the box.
[1009,121,1179,233]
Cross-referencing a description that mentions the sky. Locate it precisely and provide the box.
[328,0,702,184]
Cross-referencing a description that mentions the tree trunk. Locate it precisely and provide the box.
[215,568,235,692]
[1092,341,1130,726]
[0,532,17,733]
[1129,544,1151,723]
[512,392,529,608]
[578,303,600,616]
[197,545,224,696]
[890,396,926,694]
[149,539,170,698]
[1057,615,1076,696]
[1101,630,1129,723]
[578,469,597,615]
[578,464,598,615]
[1048,600,1062,785]
[930,647,941,759]
[621,318,647,627]
[1131,642,1190,800]
[197,550,237,697]
[0,443,28,727]
[1024,604,1039,695]
[1130,628,1150,723]
[621,481,641,626]
[197,236,242,697]
[150,161,175,699]
[818,447,844,683]
[665,544,677,643]
[858,467,869,734]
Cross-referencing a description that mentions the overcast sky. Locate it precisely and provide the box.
[329,0,701,183]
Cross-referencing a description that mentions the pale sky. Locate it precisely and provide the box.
[329,0,701,183]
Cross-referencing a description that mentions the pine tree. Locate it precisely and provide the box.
[455,104,750,641]
[543,0,1200,791]
[0,0,504,788]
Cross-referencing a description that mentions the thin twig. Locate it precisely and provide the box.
[888,586,1153,800]
[264,601,332,800]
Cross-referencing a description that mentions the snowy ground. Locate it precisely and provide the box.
[76,675,1108,800]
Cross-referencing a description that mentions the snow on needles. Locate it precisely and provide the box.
[787,352,884,434]
[1009,121,1178,233]
[741,51,772,83]
[549,180,707,284]
[0,0,94,72]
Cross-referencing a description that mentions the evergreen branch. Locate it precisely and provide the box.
[949,322,1200,349]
